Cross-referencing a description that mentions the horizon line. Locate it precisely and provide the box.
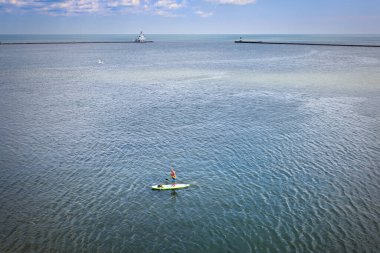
[1,33,380,35]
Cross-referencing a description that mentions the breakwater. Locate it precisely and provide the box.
[0,41,153,45]
[235,40,380,48]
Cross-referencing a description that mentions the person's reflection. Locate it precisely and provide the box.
[171,190,178,197]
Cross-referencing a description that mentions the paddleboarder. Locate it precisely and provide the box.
[170,168,176,186]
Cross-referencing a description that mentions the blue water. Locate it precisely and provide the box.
[0,35,380,252]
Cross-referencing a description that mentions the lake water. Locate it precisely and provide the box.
[0,35,380,252]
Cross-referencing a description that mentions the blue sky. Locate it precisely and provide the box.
[0,0,380,34]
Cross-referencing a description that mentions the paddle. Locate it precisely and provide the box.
[165,178,179,183]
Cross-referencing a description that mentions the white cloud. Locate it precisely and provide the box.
[50,0,101,14]
[0,0,189,15]
[7,0,27,6]
[206,0,256,5]
[155,0,185,10]
[75,0,101,12]
[108,0,140,8]
[195,10,212,18]
[154,9,180,17]
[1,0,40,7]
[1,0,103,14]
[152,0,185,17]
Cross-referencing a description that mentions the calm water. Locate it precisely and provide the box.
[0,35,380,252]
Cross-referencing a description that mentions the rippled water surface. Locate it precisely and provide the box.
[0,35,380,252]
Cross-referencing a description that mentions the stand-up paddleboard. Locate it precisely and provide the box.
[152,184,190,190]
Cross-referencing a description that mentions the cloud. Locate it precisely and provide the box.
[154,8,180,17]
[0,0,191,15]
[195,10,212,18]
[0,0,24,6]
[0,0,142,14]
[0,0,42,8]
[108,0,140,8]
[67,0,101,13]
[0,0,103,14]
[206,0,256,5]
[0,0,186,14]
[154,0,185,10]
[152,0,185,17]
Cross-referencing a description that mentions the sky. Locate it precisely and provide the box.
[0,0,380,34]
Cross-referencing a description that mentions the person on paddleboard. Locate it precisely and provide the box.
[170,168,176,185]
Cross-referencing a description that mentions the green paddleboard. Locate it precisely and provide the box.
[152,184,190,190]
